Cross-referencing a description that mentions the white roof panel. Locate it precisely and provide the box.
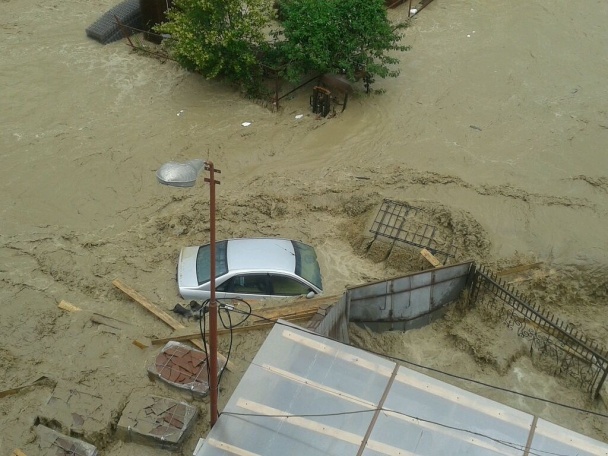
[195,321,608,456]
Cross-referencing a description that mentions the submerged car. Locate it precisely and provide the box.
[177,238,323,301]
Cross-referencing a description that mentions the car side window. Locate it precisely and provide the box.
[219,274,269,294]
[270,275,310,296]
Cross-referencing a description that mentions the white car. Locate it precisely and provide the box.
[177,238,323,301]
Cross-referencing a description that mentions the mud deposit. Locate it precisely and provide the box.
[1,0,607,454]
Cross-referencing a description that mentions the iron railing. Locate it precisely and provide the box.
[471,265,608,398]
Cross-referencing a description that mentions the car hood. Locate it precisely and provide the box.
[178,246,201,289]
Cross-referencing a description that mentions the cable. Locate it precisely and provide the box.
[218,309,608,420]
[193,297,253,411]
[198,300,211,386]
[220,407,573,456]
[203,306,607,453]
[217,305,233,388]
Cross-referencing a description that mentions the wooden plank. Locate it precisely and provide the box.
[113,279,184,328]
[0,376,50,399]
[132,339,148,349]
[90,313,131,331]
[58,300,81,312]
[207,439,261,456]
[151,310,318,346]
[149,295,338,346]
[112,279,233,370]
[281,329,395,377]
[11,450,27,456]
[251,304,319,322]
[235,399,411,456]
[260,363,375,408]
[420,248,442,268]
[497,262,544,277]
[508,271,550,285]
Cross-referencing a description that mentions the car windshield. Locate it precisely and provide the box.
[292,240,323,290]
[195,240,229,285]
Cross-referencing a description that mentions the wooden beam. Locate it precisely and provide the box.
[0,376,51,399]
[249,294,339,322]
[259,363,376,408]
[132,339,148,349]
[420,248,442,268]
[497,262,544,277]
[112,279,234,370]
[235,399,412,456]
[90,313,131,331]
[149,295,337,346]
[58,300,81,312]
[207,439,261,456]
[281,329,395,377]
[151,309,318,346]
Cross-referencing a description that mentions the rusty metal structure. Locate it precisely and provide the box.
[470,265,608,398]
[310,86,332,117]
[369,199,459,264]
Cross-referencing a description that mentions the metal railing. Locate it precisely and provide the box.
[471,265,608,398]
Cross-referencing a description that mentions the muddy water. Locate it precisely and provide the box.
[1,0,607,454]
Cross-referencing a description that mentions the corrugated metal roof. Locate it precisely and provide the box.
[194,321,608,456]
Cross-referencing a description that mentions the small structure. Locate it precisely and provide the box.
[193,321,608,455]
[310,86,332,117]
[310,74,356,117]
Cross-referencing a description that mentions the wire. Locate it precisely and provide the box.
[220,407,574,456]
[200,305,607,454]
[194,297,254,415]
[198,300,211,386]
[217,305,233,389]
[219,308,608,420]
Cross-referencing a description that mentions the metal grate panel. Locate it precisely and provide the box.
[369,199,458,263]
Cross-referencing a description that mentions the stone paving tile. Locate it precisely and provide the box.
[148,342,224,396]
[35,424,98,456]
[116,394,198,450]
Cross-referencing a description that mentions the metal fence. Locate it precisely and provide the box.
[470,265,608,398]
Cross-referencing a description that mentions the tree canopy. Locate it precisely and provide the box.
[276,0,409,83]
[156,0,410,95]
[156,0,273,95]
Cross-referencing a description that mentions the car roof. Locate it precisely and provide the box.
[226,238,296,274]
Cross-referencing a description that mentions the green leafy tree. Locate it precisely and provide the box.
[156,0,273,95]
[276,0,409,84]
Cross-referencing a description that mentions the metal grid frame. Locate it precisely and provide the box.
[369,199,458,263]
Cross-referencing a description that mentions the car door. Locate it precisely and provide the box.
[216,273,271,299]
[269,274,313,297]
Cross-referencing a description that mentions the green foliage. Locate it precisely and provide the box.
[156,0,273,95]
[276,0,410,84]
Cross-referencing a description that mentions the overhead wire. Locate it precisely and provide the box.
[188,299,607,454]
[220,306,608,420]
